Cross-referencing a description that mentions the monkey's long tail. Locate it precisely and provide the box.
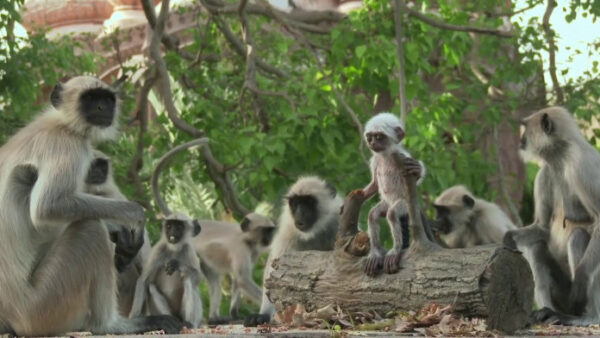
[151,137,210,216]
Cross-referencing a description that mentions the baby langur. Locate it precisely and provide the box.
[432,185,517,248]
[194,213,275,324]
[129,213,203,328]
[85,150,152,316]
[361,112,425,276]
[0,75,180,336]
[244,176,342,327]
[504,107,600,326]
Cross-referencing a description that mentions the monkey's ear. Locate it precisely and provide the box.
[192,220,201,236]
[240,217,251,232]
[325,182,337,198]
[50,83,63,108]
[462,195,475,208]
[394,126,405,142]
[541,113,554,135]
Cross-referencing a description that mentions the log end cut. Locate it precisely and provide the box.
[480,247,534,332]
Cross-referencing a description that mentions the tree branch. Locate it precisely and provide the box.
[403,3,514,38]
[142,0,251,219]
[542,0,563,104]
[394,0,408,125]
[493,125,523,227]
[128,68,157,210]
[205,3,290,78]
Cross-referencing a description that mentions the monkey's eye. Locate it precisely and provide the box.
[375,134,384,141]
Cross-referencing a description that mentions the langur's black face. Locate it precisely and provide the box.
[432,205,453,234]
[261,227,275,246]
[79,88,116,128]
[86,158,109,185]
[164,219,186,244]
[288,194,319,232]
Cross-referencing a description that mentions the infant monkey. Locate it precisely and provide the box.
[362,112,425,276]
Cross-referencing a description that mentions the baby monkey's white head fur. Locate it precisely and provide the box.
[48,76,122,144]
[364,112,406,155]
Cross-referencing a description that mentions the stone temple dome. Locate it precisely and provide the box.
[21,0,114,38]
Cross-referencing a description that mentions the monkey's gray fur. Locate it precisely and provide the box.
[244,176,342,326]
[504,106,600,325]
[129,213,203,328]
[194,213,275,324]
[0,76,180,335]
[85,150,152,316]
[433,185,517,248]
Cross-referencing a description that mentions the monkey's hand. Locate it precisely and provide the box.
[110,225,145,272]
[165,259,180,276]
[568,269,589,315]
[402,157,423,178]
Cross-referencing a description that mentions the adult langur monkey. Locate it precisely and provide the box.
[433,185,517,248]
[244,176,343,327]
[504,107,600,325]
[150,137,276,324]
[85,150,152,316]
[0,76,181,335]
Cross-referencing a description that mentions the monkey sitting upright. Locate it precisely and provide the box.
[0,76,181,335]
[129,213,204,328]
[504,107,600,325]
[85,150,152,316]
[244,176,342,327]
[194,213,276,324]
[361,112,425,276]
[432,185,517,248]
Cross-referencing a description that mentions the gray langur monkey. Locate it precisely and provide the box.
[503,107,600,325]
[433,185,517,248]
[194,213,275,324]
[129,138,212,328]
[0,76,181,335]
[361,112,426,276]
[85,150,152,316]
[244,176,342,327]
[129,213,204,328]
[149,137,276,324]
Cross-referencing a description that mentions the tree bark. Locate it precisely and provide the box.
[265,186,534,333]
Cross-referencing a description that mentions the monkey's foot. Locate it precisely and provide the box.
[141,315,183,334]
[383,250,403,274]
[243,314,271,327]
[530,307,560,325]
[364,254,384,277]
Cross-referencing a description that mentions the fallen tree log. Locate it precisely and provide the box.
[264,153,534,333]
[265,243,533,333]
